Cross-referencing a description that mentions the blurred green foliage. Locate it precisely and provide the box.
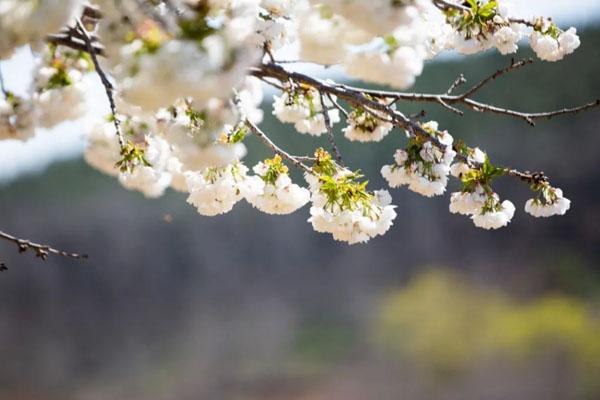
[376,269,600,393]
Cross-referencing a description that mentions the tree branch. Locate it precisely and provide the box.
[320,92,344,166]
[0,229,88,263]
[76,18,125,148]
[251,62,553,186]
[244,119,313,174]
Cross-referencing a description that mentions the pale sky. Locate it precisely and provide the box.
[1,1,599,185]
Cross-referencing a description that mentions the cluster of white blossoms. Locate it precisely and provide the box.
[117,135,173,198]
[382,121,456,197]
[0,46,92,141]
[102,0,267,111]
[0,94,35,141]
[447,147,516,230]
[85,112,176,198]
[0,0,585,245]
[272,86,340,136]
[154,78,262,168]
[444,1,522,55]
[305,152,397,244]
[246,155,311,215]
[0,0,84,59]
[185,162,260,216]
[343,103,395,143]
[530,25,580,62]
[31,47,90,128]
[449,184,515,230]
[443,1,580,62]
[525,184,571,218]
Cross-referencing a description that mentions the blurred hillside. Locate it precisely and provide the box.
[0,28,599,400]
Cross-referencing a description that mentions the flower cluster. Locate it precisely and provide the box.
[0,0,84,59]
[246,155,311,215]
[272,86,340,136]
[381,121,456,197]
[448,149,517,230]
[106,1,263,111]
[525,184,571,218]
[444,1,521,55]
[0,0,585,246]
[450,184,515,230]
[307,149,397,244]
[444,1,580,62]
[0,93,35,141]
[343,103,395,143]
[185,162,260,217]
[530,22,580,62]
[117,136,172,198]
[31,47,91,128]
[0,46,91,142]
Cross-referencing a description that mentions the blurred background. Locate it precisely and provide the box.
[1,4,600,400]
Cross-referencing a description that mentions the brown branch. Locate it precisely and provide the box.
[433,0,470,12]
[0,64,8,97]
[76,19,125,148]
[301,68,600,126]
[0,229,88,262]
[447,74,467,95]
[459,58,534,100]
[244,119,313,174]
[251,62,554,187]
[319,92,344,166]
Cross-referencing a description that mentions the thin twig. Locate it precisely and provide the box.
[245,119,312,174]
[320,92,344,166]
[0,229,88,261]
[447,74,466,95]
[0,63,8,97]
[433,0,470,12]
[76,18,125,148]
[255,62,600,126]
[327,93,349,119]
[459,58,533,100]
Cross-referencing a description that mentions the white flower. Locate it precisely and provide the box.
[450,31,494,55]
[272,91,310,124]
[558,27,580,56]
[472,199,515,230]
[449,186,487,216]
[381,122,455,197]
[273,87,340,136]
[381,164,414,188]
[305,167,397,244]
[185,162,255,216]
[118,136,173,198]
[450,147,486,178]
[298,9,369,65]
[530,31,561,62]
[0,96,35,141]
[530,27,579,62]
[30,49,90,128]
[116,37,259,111]
[343,105,394,143]
[314,0,429,37]
[0,0,84,59]
[450,162,471,178]
[525,187,571,218]
[493,25,521,55]
[156,98,247,171]
[294,111,340,136]
[345,46,424,89]
[247,164,311,215]
[307,183,397,245]
[84,120,121,176]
